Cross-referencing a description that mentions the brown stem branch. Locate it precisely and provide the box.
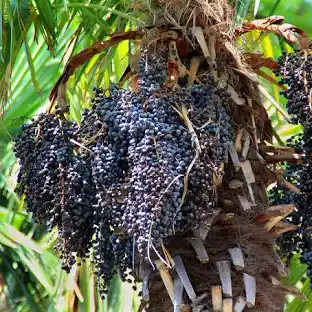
[259,145,296,154]
[49,30,145,105]
[264,153,304,163]
[236,16,309,45]
[277,175,301,194]
[255,69,287,90]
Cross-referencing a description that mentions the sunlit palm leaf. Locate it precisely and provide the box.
[0,3,137,311]
[253,0,261,17]
[232,0,251,29]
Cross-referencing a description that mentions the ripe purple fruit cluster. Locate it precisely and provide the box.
[273,51,312,285]
[14,50,234,296]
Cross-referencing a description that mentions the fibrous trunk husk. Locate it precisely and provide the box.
[146,217,290,312]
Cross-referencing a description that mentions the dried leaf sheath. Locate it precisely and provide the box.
[49,30,144,106]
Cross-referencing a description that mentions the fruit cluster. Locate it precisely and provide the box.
[14,49,235,295]
[273,51,312,283]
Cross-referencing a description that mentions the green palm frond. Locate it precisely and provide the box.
[0,0,138,106]
[0,2,138,311]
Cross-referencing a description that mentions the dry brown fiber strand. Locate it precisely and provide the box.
[149,0,233,33]
[146,216,292,312]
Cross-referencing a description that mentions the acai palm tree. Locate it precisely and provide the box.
[1,0,312,311]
